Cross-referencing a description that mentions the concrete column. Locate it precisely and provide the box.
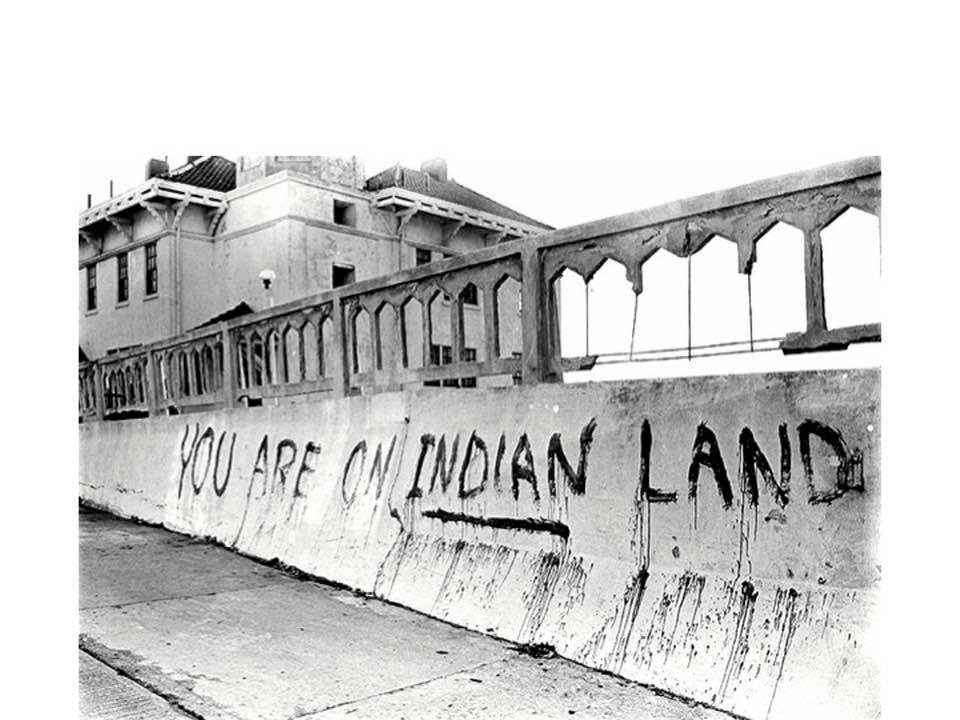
[483,284,500,361]
[330,296,350,397]
[803,227,827,334]
[520,247,562,385]
[94,362,105,421]
[450,295,464,363]
[145,351,160,414]
[220,322,237,408]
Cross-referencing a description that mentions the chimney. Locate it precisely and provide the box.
[146,158,169,180]
[187,155,202,164]
[420,158,447,183]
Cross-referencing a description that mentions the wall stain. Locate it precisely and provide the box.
[717,580,759,703]
[765,587,803,719]
[518,551,563,643]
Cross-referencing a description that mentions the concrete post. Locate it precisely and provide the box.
[220,322,237,408]
[520,247,562,385]
[330,296,351,397]
[483,284,500,361]
[145,351,160,415]
[803,227,827,334]
[93,362,105,421]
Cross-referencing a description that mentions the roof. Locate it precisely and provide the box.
[162,156,237,192]
[192,301,254,330]
[365,166,551,230]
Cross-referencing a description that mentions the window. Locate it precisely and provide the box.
[416,248,432,267]
[145,242,158,295]
[461,284,478,306]
[117,252,129,303]
[461,347,477,387]
[332,264,356,288]
[86,265,97,311]
[425,345,477,387]
[333,199,356,227]
[429,344,453,366]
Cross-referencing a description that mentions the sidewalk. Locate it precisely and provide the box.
[79,507,734,720]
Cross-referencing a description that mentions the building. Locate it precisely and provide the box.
[79,155,551,361]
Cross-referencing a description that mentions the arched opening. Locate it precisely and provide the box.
[400,296,424,370]
[495,275,523,361]
[376,302,399,373]
[283,325,302,383]
[352,308,373,375]
[821,207,881,329]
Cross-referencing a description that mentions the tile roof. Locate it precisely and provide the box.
[365,166,552,230]
[162,156,237,192]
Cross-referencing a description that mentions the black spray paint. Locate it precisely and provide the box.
[546,417,598,496]
[177,423,200,499]
[688,422,734,519]
[511,433,539,502]
[421,508,570,540]
[458,431,489,499]
[293,441,321,498]
[798,419,864,504]
[212,431,236,497]
[190,427,216,495]
[738,425,790,508]
[429,434,461,494]
[342,440,367,506]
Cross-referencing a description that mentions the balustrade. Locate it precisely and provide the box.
[80,157,880,421]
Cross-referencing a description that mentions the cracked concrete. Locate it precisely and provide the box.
[80,506,735,719]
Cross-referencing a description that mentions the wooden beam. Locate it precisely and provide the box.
[79,229,103,255]
[442,219,466,245]
[172,195,191,230]
[140,201,171,229]
[107,217,133,243]
[397,204,420,233]
[207,205,228,236]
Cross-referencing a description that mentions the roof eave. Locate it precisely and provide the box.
[371,187,549,241]
[79,179,228,234]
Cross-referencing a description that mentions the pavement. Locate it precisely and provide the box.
[79,506,735,720]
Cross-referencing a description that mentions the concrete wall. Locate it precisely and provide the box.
[80,369,879,719]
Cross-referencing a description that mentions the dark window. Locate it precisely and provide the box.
[416,248,432,266]
[512,351,523,385]
[145,242,158,295]
[460,347,477,387]
[117,253,129,303]
[86,265,97,311]
[333,199,356,227]
[425,345,478,387]
[429,344,452,366]
[461,284,478,306]
[332,264,356,288]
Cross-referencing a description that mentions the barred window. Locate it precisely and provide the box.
[145,243,158,295]
[86,265,97,311]
[117,253,129,303]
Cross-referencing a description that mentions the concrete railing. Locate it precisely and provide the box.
[81,157,880,421]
